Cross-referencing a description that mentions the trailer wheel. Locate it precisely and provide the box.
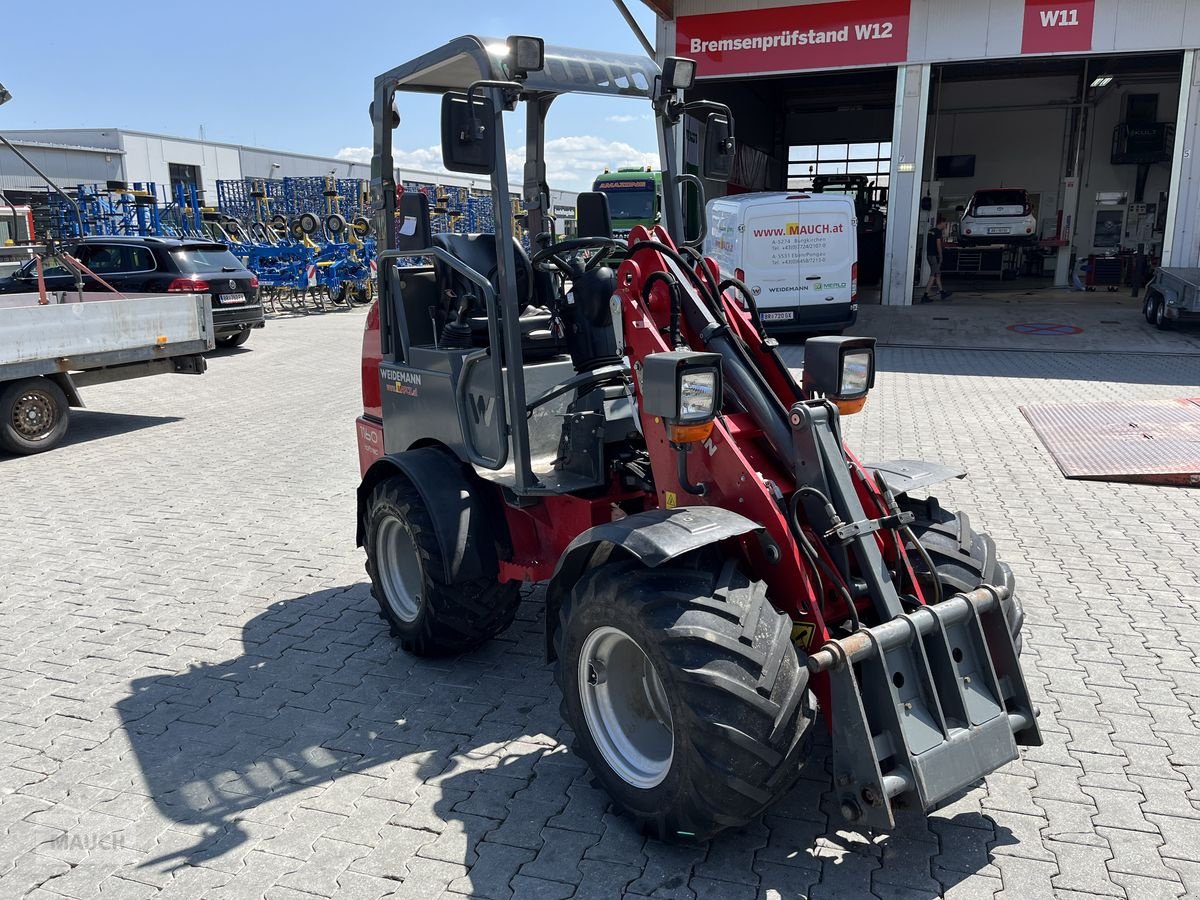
[1155,299,1172,330]
[365,474,520,656]
[1143,292,1158,324]
[899,496,1024,653]
[555,556,814,841]
[0,377,70,455]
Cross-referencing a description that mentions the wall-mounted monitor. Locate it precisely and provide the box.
[935,155,976,179]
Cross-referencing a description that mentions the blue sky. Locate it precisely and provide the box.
[0,1,661,190]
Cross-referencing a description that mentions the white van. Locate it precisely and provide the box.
[705,193,858,334]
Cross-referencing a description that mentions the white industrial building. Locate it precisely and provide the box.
[0,128,576,217]
[640,0,1200,304]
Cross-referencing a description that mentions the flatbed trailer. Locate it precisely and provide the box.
[0,292,213,454]
[1144,266,1200,329]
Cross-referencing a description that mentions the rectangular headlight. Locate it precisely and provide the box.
[801,336,876,401]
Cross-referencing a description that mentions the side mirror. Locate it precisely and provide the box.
[703,115,734,182]
[441,92,497,175]
[394,191,432,253]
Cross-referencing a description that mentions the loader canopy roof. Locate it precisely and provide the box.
[376,35,657,99]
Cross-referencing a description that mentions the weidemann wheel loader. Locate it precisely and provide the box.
[354,35,1040,840]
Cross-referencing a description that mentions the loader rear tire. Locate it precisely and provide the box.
[555,555,814,842]
[899,496,1025,653]
[364,474,520,656]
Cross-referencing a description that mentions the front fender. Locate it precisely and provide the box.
[545,506,761,659]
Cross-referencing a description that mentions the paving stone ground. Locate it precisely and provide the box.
[1,308,1199,899]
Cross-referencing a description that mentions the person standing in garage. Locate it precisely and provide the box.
[921,215,952,303]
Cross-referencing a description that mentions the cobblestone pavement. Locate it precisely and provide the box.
[2,309,1199,899]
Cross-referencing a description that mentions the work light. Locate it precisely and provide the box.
[641,350,723,443]
[662,57,696,91]
[507,36,545,76]
[801,337,876,414]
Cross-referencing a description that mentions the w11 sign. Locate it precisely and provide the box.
[677,0,911,78]
[1022,0,1095,54]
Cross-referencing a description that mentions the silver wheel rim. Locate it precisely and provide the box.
[375,515,424,623]
[578,626,673,789]
[11,389,57,440]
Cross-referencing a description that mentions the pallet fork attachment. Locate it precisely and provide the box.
[808,582,1041,830]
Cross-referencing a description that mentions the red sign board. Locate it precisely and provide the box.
[677,0,912,78]
[1022,0,1095,54]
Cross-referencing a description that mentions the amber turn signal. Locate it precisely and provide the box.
[667,421,714,444]
[834,396,867,416]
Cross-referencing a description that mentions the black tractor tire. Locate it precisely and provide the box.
[217,330,251,348]
[0,377,70,455]
[555,556,814,842]
[364,474,520,657]
[898,496,1025,652]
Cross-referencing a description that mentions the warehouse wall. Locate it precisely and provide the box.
[0,144,123,191]
[119,133,241,203]
[239,147,370,181]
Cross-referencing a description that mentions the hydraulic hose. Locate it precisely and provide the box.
[788,489,861,633]
[629,240,795,466]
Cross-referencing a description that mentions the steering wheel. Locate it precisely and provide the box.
[531,237,619,277]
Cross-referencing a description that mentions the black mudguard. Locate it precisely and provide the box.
[356,447,502,583]
[545,506,761,660]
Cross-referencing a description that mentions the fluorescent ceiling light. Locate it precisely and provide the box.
[1091,76,1113,87]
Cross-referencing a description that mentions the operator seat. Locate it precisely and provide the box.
[431,233,561,359]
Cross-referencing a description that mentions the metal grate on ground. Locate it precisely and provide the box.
[1021,397,1200,486]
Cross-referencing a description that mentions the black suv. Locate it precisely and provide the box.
[0,235,264,347]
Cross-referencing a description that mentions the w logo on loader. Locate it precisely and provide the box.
[469,393,496,427]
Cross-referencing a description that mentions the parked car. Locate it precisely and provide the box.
[0,235,263,347]
[959,188,1038,247]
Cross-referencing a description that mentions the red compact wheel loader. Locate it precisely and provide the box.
[355,35,1040,841]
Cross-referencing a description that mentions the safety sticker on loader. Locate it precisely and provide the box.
[791,621,816,648]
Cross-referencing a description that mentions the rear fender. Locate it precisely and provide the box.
[356,446,504,583]
[46,373,83,408]
[544,506,760,660]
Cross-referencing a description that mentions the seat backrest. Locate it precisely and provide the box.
[431,232,533,314]
[575,192,613,239]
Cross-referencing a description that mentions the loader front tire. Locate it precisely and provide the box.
[364,475,520,656]
[555,555,814,842]
[899,496,1025,652]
